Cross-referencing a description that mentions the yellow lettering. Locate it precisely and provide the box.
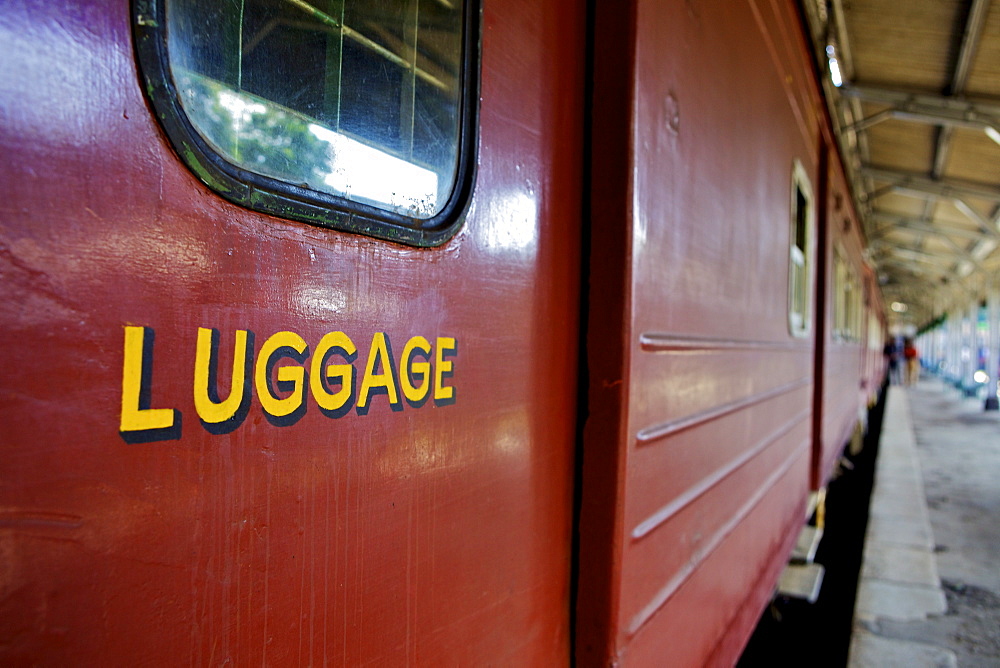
[194,328,250,427]
[434,336,456,405]
[310,331,357,414]
[119,325,178,438]
[255,331,308,420]
[357,332,400,413]
[400,336,432,405]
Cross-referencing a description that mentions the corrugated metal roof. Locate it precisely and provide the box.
[801,0,1000,328]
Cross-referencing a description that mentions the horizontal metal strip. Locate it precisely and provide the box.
[632,408,812,540]
[635,378,812,445]
[626,439,807,638]
[639,333,812,353]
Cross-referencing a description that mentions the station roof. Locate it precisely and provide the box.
[801,0,1000,330]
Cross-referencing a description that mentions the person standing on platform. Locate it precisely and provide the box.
[884,338,901,384]
[903,338,919,385]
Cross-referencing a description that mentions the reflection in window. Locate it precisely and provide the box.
[166,0,465,220]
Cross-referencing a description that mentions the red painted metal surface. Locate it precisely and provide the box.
[0,0,891,665]
[579,0,827,664]
[0,0,585,663]
[814,150,871,488]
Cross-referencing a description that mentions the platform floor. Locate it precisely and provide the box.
[849,378,1000,667]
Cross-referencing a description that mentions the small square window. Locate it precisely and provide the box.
[134,0,479,246]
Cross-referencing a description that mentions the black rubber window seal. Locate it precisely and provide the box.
[131,0,480,248]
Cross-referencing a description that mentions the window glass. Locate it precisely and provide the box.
[155,0,469,227]
[834,248,847,339]
[848,263,861,340]
[833,244,862,342]
[789,162,814,337]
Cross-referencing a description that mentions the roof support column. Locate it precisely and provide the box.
[948,311,963,386]
[985,277,1000,410]
[944,313,955,383]
[918,325,937,377]
[962,301,979,395]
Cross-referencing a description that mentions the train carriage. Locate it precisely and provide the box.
[579,0,833,663]
[0,0,884,665]
[813,145,876,488]
[2,0,585,662]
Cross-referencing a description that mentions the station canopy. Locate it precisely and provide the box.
[801,0,1000,330]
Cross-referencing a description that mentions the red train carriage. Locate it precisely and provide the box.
[812,145,879,489]
[0,0,883,665]
[579,1,829,663]
[2,0,584,663]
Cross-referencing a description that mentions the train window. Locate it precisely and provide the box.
[833,247,862,342]
[847,267,860,340]
[834,248,847,339]
[850,275,862,339]
[788,161,815,337]
[133,0,479,246]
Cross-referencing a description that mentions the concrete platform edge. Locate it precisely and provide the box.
[848,386,957,668]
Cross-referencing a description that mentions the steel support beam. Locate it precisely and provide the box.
[843,105,1000,135]
[862,167,1000,204]
[840,84,1000,120]
[869,214,986,243]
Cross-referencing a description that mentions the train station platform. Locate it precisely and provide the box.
[849,379,1000,667]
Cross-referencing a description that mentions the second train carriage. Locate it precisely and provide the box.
[576,0,884,662]
[0,0,885,664]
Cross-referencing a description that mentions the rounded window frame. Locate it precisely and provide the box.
[132,0,481,247]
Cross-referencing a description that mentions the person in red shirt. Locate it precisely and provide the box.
[903,338,919,386]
